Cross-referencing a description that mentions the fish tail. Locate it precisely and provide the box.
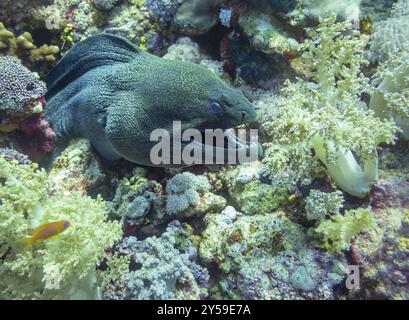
[15,237,33,251]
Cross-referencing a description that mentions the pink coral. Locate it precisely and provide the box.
[17,113,56,161]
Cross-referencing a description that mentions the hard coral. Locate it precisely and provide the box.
[200,206,346,299]
[0,56,46,132]
[0,22,59,64]
[165,172,226,217]
[108,221,209,300]
[144,0,183,25]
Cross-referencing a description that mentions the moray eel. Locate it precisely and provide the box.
[45,33,259,166]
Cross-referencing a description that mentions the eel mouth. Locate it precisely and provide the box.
[178,128,262,164]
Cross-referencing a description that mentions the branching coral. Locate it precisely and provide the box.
[0,156,122,299]
[259,15,398,198]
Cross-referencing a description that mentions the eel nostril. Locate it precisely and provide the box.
[241,110,248,121]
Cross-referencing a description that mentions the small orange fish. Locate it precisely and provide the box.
[16,221,71,250]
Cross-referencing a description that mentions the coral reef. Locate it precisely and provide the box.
[1,0,408,302]
[0,155,122,299]
[109,170,225,233]
[102,221,209,300]
[238,9,300,55]
[165,172,226,217]
[200,206,346,299]
[0,148,30,164]
[47,139,105,195]
[348,173,409,299]
[163,36,202,63]
[17,114,56,161]
[0,0,52,28]
[303,0,362,21]
[94,0,121,11]
[259,15,398,198]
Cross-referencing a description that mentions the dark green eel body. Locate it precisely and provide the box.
[45,33,259,166]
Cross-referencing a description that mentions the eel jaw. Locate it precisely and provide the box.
[179,128,262,165]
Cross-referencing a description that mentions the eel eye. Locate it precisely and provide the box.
[209,102,222,115]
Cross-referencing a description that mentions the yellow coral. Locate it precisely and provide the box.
[0,21,59,63]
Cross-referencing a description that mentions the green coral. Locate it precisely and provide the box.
[200,206,305,273]
[224,163,289,215]
[0,156,122,299]
[260,15,398,198]
[311,207,376,253]
[304,190,344,221]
